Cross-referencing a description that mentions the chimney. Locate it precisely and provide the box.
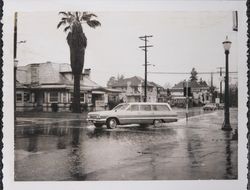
[83,68,91,78]
[30,64,39,84]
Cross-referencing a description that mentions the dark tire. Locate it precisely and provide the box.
[94,123,103,128]
[139,124,149,128]
[106,118,118,129]
[153,119,163,127]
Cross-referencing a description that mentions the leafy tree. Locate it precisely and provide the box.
[190,68,198,82]
[107,76,116,87]
[57,12,101,113]
[166,88,171,96]
[117,74,125,81]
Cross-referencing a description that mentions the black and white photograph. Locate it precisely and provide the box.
[2,1,248,190]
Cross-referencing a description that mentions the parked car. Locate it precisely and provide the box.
[217,103,224,110]
[203,103,217,111]
[87,102,178,129]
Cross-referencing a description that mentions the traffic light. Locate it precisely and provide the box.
[183,87,192,97]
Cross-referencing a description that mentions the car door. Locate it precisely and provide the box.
[139,104,154,124]
[119,104,141,124]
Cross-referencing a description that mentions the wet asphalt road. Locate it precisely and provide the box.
[14,108,238,181]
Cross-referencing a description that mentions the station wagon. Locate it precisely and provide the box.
[87,102,178,129]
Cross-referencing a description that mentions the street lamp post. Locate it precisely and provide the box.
[222,36,232,131]
[185,80,189,121]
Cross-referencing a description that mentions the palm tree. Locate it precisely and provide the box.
[57,12,101,113]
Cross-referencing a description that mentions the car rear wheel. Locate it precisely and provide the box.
[106,118,118,129]
[153,119,163,127]
[139,124,149,128]
[94,123,103,128]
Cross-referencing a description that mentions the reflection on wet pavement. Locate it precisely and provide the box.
[15,109,238,181]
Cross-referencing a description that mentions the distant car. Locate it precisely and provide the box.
[217,103,224,110]
[87,102,178,129]
[203,103,217,111]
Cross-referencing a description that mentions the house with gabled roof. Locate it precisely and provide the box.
[16,62,119,112]
[171,80,211,106]
[107,76,160,103]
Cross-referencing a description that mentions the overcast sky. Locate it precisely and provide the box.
[17,11,238,88]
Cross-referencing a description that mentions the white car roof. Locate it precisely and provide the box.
[120,102,170,105]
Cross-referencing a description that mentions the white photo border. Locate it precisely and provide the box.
[2,1,248,190]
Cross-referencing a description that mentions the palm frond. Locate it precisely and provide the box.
[64,26,71,32]
[81,13,97,21]
[59,12,68,16]
[75,12,80,21]
[86,20,101,28]
[68,12,74,17]
[87,13,97,18]
[61,17,68,21]
[57,20,66,28]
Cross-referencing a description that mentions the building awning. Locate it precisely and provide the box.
[34,84,68,89]
[126,94,141,97]
[92,90,105,94]
[172,96,186,99]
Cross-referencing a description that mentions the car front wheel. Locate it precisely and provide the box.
[153,119,163,127]
[106,118,118,129]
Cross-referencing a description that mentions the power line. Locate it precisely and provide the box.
[148,71,238,75]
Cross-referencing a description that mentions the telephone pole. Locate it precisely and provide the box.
[139,35,153,102]
[210,72,214,102]
[217,67,225,103]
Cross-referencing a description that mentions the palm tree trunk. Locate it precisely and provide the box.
[67,22,87,113]
[72,74,81,113]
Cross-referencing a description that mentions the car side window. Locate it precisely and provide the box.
[156,105,170,111]
[152,105,158,111]
[130,105,139,111]
[140,105,152,111]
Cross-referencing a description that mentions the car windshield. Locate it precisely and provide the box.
[112,104,129,111]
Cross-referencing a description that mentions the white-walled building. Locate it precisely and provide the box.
[16,62,117,112]
[171,80,211,106]
[107,76,160,103]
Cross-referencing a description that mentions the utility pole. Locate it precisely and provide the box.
[211,72,213,88]
[217,67,225,103]
[210,72,213,102]
[139,35,153,102]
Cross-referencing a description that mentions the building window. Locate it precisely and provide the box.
[80,93,85,102]
[16,93,22,102]
[147,87,153,92]
[50,92,58,102]
[24,93,30,102]
[70,93,73,102]
[62,92,67,103]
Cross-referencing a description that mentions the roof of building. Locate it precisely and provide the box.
[149,81,163,88]
[16,62,101,90]
[110,76,143,87]
[109,76,160,88]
